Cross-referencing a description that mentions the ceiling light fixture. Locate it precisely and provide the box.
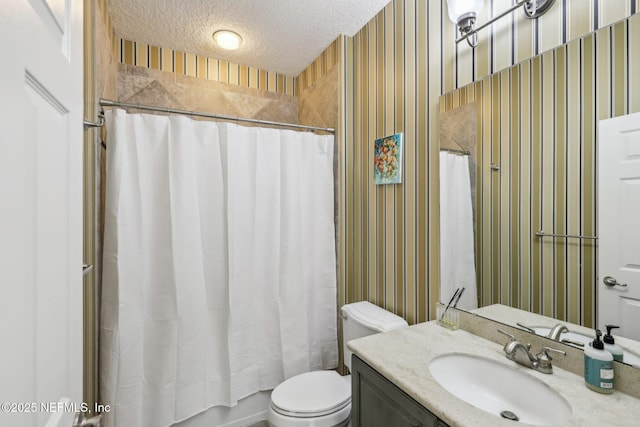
[448,0,556,48]
[213,30,243,50]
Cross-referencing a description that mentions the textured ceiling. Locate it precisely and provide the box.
[106,0,391,76]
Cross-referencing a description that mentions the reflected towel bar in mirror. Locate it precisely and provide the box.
[535,230,598,240]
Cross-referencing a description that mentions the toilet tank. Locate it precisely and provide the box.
[341,301,408,372]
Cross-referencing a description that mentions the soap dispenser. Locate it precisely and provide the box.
[603,325,624,362]
[584,329,614,394]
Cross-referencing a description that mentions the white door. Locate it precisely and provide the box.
[599,113,640,341]
[0,1,83,427]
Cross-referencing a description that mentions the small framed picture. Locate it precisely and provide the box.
[373,133,403,185]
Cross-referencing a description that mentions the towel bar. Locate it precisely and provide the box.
[535,230,598,240]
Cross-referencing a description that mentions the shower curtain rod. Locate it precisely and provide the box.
[97,99,335,133]
[440,147,470,155]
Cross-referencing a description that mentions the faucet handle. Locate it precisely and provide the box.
[497,328,530,349]
[516,322,535,333]
[535,347,566,374]
[497,329,527,353]
[537,346,566,360]
[497,328,515,342]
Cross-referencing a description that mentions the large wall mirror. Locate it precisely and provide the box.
[439,17,640,368]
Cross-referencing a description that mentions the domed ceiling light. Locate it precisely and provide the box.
[213,30,243,50]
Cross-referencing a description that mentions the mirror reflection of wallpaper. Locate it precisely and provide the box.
[440,14,640,327]
[441,0,638,93]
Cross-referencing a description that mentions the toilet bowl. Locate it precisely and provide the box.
[268,370,351,427]
[267,301,408,427]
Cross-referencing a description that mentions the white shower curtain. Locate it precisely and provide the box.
[100,109,338,427]
[439,152,477,310]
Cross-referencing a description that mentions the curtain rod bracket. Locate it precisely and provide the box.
[83,108,105,129]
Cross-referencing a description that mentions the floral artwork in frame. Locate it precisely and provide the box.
[373,133,403,185]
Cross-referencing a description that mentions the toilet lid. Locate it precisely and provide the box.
[271,371,351,417]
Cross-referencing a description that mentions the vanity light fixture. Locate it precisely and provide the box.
[447,0,556,47]
[213,30,243,50]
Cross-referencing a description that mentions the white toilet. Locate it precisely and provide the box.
[267,301,408,427]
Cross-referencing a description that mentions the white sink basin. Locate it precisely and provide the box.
[429,353,572,425]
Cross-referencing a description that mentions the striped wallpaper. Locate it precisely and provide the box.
[117,38,296,96]
[115,36,342,98]
[441,13,640,327]
[443,0,639,92]
[341,0,443,324]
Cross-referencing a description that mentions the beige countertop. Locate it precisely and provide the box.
[348,321,640,427]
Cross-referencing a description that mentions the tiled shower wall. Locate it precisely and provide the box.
[115,63,298,125]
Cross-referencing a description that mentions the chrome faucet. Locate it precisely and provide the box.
[497,329,566,374]
[547,323,569,341]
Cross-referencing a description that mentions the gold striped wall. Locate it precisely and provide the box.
[342,0,443,324]
[117,38,295,96]
[441,14,640,327]
[443,0,638,92]
[296,37,341,94]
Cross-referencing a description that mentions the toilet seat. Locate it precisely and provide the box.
[271,371,351,418]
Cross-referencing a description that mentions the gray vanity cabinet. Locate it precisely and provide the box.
[351,355,449,427]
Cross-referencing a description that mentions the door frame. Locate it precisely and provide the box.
[82,0,101,415]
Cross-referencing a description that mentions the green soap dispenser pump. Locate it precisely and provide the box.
[603,325,624,362]
[584,329,614,394]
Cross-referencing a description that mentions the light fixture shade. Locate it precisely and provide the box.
[213,30,242,50]
[447,0,484,24]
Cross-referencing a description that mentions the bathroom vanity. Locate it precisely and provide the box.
[351,354,448,427]
[348,320,640,427]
